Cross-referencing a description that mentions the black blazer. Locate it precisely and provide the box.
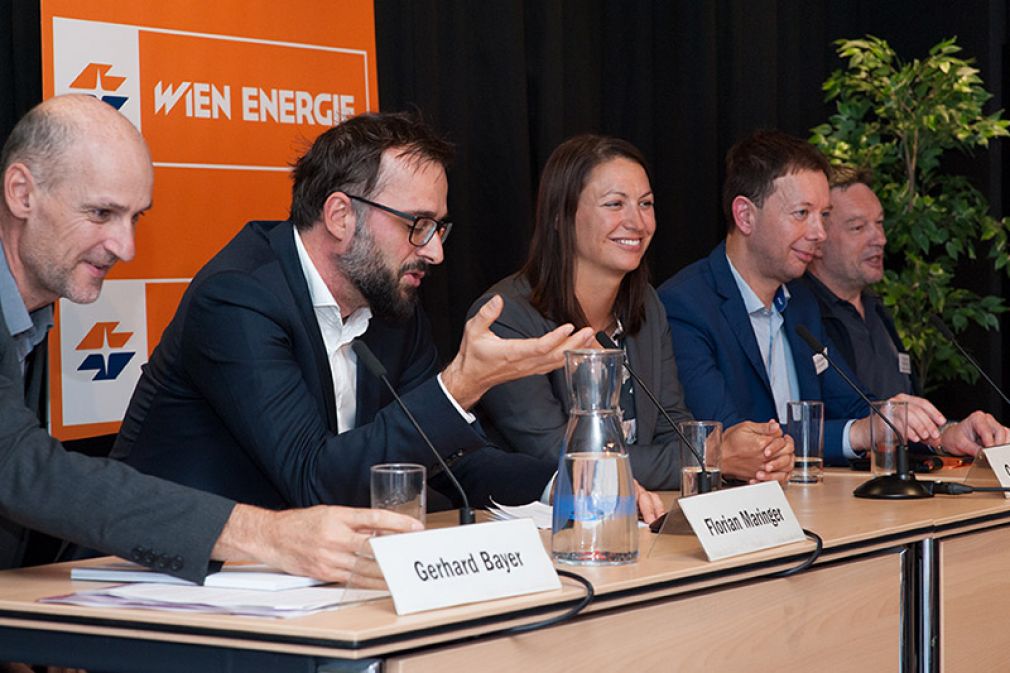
[113,221,555,509]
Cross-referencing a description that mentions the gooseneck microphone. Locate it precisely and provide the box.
[595,331,713,494]
[794,325,932,499]
[351,340,476,524]
[929,315,1010,408]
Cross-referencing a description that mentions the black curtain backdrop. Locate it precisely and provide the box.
[0,0,40,137]
[373,0,1009,421]
[1,1,1007,454]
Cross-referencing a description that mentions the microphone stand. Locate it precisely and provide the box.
[929,315,1010,408]
[795,325,932,499]
[352,340,476,524]
[595,332,713,494]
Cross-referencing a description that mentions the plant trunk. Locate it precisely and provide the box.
[903,129,918,211]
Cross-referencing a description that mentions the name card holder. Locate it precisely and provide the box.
[369,519,561,615]
[676,481,806,561]
[981,444,1010,497]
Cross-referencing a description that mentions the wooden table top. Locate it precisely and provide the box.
[0,467,1007,659]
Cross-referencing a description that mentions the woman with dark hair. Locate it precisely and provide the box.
[471,135,794,490]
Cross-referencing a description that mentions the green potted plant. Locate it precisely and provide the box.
[811,35,1010,390]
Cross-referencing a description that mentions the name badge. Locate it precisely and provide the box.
[897,353,912,375]
[369,519,561,615]
[812,352,828,375]
[981,444,1010,498]
[677,482,806,561]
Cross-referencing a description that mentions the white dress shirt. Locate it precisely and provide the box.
[294,228,372,433]
[293,228,475,432]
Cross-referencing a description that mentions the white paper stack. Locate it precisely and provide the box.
[486,499,553,529]
[42,583,389,619]
[70,562,324,590]
[486,500,647,530]
[49,561,389,618]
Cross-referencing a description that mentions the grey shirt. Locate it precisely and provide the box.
[805,274,913,398]
[0,243,52,373]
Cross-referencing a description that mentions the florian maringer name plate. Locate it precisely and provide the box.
[677,482,805,561]
[369,519,561,615]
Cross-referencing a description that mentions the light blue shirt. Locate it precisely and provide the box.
[726,256,799,423]
[0,242,53,374]
[726,255,857,458]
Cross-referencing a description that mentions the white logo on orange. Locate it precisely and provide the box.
[153,80,355,126]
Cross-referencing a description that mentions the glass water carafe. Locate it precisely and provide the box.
[551,349,638,565]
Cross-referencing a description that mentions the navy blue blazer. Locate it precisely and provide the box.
[113,221,555,509]
[656,241,869,465]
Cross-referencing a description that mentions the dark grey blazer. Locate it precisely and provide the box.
[0,321,234,583]
[472,275,692,490]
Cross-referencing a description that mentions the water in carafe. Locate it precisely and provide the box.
[552,349,638,565]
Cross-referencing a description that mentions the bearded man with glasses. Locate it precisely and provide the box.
[112,111,597,514]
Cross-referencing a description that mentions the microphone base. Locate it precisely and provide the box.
[458,507,477,525]
[853,473,934,499]
[696,472,714,495]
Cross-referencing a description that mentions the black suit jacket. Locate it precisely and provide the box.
[113,221,555,509]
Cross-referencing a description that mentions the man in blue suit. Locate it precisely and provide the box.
[110,112,622,513]
[657,131,971,465]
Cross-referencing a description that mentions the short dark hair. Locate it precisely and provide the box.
[288,111,454,230]
[1,102,74,188]
[829,164,874,191]
[521,134,652,336]
[722,130,831,226]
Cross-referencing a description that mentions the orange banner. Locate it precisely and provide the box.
[41,0,378,440]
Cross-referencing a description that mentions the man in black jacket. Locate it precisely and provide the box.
[804,166,1008,455]
[112,111,669,518]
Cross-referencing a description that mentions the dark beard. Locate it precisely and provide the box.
[340,223,424,323]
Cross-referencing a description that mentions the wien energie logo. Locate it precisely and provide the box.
[76,322,135,381]
[69,63,129,110]
[153,80,355,125]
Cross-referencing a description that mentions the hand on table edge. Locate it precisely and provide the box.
[211,503,423,586]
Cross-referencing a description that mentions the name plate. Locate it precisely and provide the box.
[369,519,561,615]
[677,481,806,561]
[812,352,828,375]
[981,443,1010,497]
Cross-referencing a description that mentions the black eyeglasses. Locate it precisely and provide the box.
[346,194,453,247]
